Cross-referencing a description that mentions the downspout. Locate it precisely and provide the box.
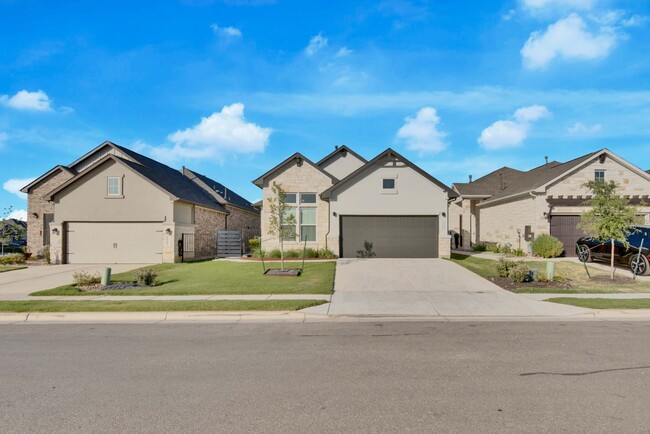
[529,192,537,247]
[323,198,331,251]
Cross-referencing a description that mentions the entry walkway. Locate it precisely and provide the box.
[328,258,590,317]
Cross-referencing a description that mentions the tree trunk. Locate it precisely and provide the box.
[610,239,615,280]
[280,237,285,272]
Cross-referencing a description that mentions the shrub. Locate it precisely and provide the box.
[72,271,100,287]
[266,249,282,258]
[284,249,300,258]
[473,244,487,252]
[0,253,26,265]
[499,243,513,255]
[509,262,530,283]
[495,257,511,277]
[531,234,564,258]
[486,243,500,253]
[44,246,51,264]
[510,248,526,257]
[248,238,260,250]
[316,248,337,259]
[133,268,158,286]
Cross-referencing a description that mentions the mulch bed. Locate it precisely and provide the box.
[78,283,141,292]
[489,277,573,291]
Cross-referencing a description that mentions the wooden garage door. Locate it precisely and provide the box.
[549,215,587,257]
[66,222,163,264]
[340,216,439,258]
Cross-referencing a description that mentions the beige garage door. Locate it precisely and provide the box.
[66,222,163,264]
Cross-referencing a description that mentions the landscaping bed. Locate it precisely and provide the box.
[0,299,327,312]
[450,253,650,294]
[31,261,336,296]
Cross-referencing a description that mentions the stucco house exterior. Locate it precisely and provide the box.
[253,146,456,258]
[21,141,259,264]
[449,149,650,256]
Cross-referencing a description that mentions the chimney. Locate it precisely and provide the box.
[544,156,548,164]
[335,145,339,149]
[469,175,473,183]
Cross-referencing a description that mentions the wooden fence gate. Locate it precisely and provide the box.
[217,230,243,258]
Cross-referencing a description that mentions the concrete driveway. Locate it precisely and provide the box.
[0,264,150,299]
[328,258,590,317]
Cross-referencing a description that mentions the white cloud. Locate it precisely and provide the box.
[305,33,328,56]
[149,103,271,162]
[521,13,617,69]
[7,209,27,221]
[521,0,595,10]
[514,104,551,122]
[210,24,242,39]
[478,105,551,150]
[335,47,353,58]
[3,177,35,200]
[395,107,447,154]
[0,90,52,111]
[567,122,602,134]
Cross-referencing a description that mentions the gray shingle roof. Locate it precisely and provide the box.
[453,152,600,204]
[187,170,258,212]
[108,144,228,212]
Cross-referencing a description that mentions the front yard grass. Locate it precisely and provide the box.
[0,266,27,273]
[0,299,326,312]
[547,298,650,309]
[31,261,335,296]
[450,253,650,293]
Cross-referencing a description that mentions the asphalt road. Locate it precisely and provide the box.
[1,322,650,433]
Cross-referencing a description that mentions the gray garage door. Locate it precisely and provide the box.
[549,215,587,257]
[340,216,439,258]
[66,222,163,264]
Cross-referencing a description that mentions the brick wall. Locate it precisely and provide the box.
[26,170,74,257]
[194,206,226,259]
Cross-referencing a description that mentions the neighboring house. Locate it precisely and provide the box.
[21,141,259,264]
[253,145,456,258]
[449,149,650,256]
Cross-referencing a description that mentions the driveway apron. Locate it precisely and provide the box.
[328,258,589,317]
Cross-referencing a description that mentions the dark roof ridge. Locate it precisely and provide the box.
[316,145,367,166]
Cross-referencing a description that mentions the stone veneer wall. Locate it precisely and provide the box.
[26,170,74,257]
[194,206,227,259]
[478,195,540,249]
[260,160,333,252]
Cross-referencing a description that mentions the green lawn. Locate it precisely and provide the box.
[31,261,335,296]
[449,253,650,293]
[0,266,27,273]
[547,298,650,309]
[0,299,326,312]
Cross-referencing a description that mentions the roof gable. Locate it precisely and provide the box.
[46,150,227,213]
[316,145,367,167]
[20,165,76,194]
[321,148,456,199]
[252,153,338,187]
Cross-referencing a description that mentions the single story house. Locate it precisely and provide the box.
[449,149,650,256]
[21,141,259,264]
[253,146,456,258]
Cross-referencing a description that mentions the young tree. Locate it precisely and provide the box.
[266,182,297,271]
[578,180,642,279]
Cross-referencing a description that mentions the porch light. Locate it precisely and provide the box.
[52,228,59,235]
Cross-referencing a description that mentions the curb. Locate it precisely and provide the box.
[2,310,650,324]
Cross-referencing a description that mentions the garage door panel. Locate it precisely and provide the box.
[66,222,163,264]
[341,216,438,258]
[550,215,587,257]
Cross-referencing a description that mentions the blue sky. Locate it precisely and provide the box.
[2,0,650,219]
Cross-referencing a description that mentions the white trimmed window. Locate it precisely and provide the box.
[595,170,605,182]
[282,192,317,242]
[107,176,122,196]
